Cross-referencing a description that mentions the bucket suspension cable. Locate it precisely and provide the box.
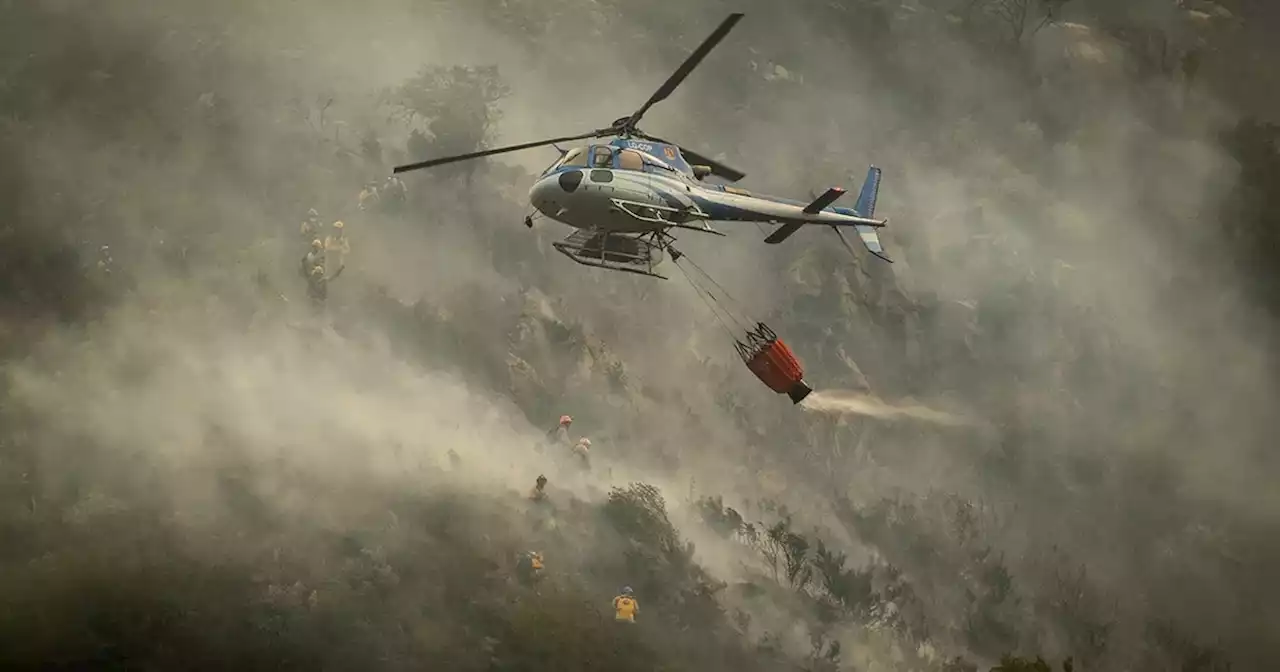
[678,259,775,362]
[677,255,756,333]
[671,252,775,358]
[674,257,740,343]
[671,251,812,405]
[732,322,778,362]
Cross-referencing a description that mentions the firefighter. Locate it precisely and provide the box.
[381,175,407,210]
[613,586,638,623]
[306,264,329,304]
[544,415,573,450]
[324,221,351,266]
[358,181,380,212]
[527,475,557,533]
[301,239,325,277]
[96,245,114,277]
[300,208,323,240]
[515,550,544,586]
[529,474,549,501]
[572,437,591,471]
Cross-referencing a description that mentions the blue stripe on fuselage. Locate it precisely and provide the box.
[686,192,757,220]
[608,138,692,174]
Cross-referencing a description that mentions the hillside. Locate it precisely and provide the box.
[1,1,1277,670]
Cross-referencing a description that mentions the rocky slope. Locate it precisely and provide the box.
[1,1,1277,670]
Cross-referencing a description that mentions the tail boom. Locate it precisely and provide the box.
[760,166,891,262]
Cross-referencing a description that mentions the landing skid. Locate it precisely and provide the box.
[552,229,676,279]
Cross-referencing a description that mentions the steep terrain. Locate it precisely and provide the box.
[1,1,1278,670]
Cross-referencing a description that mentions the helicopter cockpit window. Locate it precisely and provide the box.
[560,147,587,168]
[591,146,614,168]
[617,149,644,171]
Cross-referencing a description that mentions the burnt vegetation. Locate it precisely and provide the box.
[1,0,1278,670]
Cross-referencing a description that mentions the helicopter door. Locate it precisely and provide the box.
[610,148,653,211]
[586,147,618,192]
[614,148,651,190]
[616,149,644,172]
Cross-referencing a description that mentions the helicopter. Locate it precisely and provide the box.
[393,12,892,280]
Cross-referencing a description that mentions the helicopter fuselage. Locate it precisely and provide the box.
[526,139,888,257]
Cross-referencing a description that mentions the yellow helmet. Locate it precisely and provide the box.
[311,239,323,249]
[333,220,344,229]
[310,265,324,276]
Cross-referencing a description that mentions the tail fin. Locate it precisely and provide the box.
[854,166,881,218]
[850,166,890,262]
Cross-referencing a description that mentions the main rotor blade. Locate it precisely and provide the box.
[393,131,600,174]
[675,145,747,182]
[624,13,744,129]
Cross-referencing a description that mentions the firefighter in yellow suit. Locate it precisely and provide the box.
[613,586,638,623]
[324,221,351,267]
[516,551,544,587]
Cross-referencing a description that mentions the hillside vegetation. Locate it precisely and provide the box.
[0,1,1277,670]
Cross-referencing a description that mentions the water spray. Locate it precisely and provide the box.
[800,389,974,427]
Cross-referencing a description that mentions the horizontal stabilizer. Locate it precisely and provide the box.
[803,187,847,214]
[766,187,848,244]
[764,221,804,244]
[855,223,892,262]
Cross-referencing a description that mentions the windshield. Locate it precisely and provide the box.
[540,147,586,175]
[590,146,614,168]
[562,147,586,167]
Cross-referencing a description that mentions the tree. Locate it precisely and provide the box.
[697,495,745,538]
[1220,118,1280,315]
[758,519,788,583]
[943,657,979,672]
[966,0,1073,46]
[991,655,1053,671]
[385,65,511,181]
[603,483,679,551]
[811,540,874,614]
[782,529,812,592]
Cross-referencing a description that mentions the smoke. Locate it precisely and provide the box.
[801,389,977,428]
[3,0,1280,669]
